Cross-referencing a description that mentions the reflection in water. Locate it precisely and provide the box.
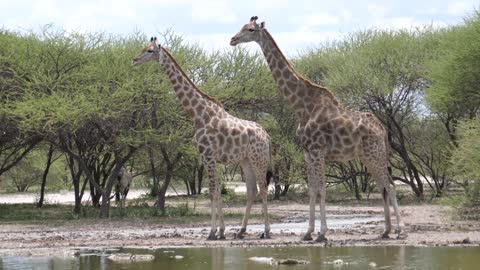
[1,246,479,270]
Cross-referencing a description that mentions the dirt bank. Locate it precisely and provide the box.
[0,203,478,257]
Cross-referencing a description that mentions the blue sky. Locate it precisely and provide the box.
[1,0,478,55]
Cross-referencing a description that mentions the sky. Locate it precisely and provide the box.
[0,0,478,55]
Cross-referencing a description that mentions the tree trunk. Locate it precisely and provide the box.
[155,146,182,212]
[149,148,159,197]
[281,184,290,196]
[197,163,204,194]
[273,164,281,200]
[37,144,55,208]
[156,167,173,212]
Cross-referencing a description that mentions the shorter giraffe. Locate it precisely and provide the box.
[230,17,402,241]
[132,37,272,240]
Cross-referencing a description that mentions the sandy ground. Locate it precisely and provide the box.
[0,201,479,257]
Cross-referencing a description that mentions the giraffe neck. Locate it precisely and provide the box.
[257,30,339,117]
[158,47,224,127]
[258,30,305,103]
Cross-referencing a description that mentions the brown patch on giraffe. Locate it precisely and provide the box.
[234,137,241,146]
[185,108,194,117]
[191,98,198,107]
[195,119,203,129]
[274,69,282,78]
[306,103,314,112]
[211,118,219,128]
[195,105,203,116]
[203,113,211,123]
[231,128,240,136]
[186,91,194,99]
[199,136,209,146]
[182,99,190,107]
[225,137,233,152]
[338,127,348,136]
[217,134,225,145]
[241,133,248,144]
[325,134,333,145]
[343,137,353,145]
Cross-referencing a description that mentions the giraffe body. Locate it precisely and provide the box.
[133,37,271,240]
[231,17,402,241]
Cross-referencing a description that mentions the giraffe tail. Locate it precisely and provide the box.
[266,140,274,186]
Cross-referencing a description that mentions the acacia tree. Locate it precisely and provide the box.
[0,31,42,178]
[427,11,480,204]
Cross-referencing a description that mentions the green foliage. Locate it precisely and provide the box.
[426,10,480,117]
[449,117,480,205]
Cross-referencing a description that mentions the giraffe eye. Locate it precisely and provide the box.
[248,29,255,32]
[147,49,154,53]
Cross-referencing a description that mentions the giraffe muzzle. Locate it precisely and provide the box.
[230,37,238,46]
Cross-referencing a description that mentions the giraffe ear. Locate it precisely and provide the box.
[150,37,154,42]
[260,21,265,28]
[153,37,157,42]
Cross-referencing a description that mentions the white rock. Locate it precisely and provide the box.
[107,253,133,262]
[248,257,275,264]
[369,262,377,268]
[131,254,155,261]
[334,259,344,265]
[174,255,184,259]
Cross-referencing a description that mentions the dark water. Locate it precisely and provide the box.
[1,246,479,270]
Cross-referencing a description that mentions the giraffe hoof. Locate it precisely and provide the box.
[381,233,390,239]
[207,231,217,240]
[234,233,245,239]
[396,232,407,240]
[259,232,271,239]
[315,235,328,243]
[302,234,313,241]
[218,234,226,240]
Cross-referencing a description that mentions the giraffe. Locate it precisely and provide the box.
[230,16,402,242]
[132,37,272,240]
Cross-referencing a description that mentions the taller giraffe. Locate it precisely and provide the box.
[230,17,402,241]
[132,37,272,240]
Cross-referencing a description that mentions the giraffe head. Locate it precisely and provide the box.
[132,37,161,65]
[230,16,265,46]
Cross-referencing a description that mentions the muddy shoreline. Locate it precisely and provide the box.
[0,203,479,257]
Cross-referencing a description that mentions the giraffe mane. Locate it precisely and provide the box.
[262,30,339,105]
[161,47,223,107]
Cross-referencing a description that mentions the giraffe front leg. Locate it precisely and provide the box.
[216,194,226,240]
[317,178,328,243]
[302,151,317,241]
[206,163,219,241]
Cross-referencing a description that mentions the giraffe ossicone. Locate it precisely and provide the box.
[132,37,273,240]
[230,17,403,241]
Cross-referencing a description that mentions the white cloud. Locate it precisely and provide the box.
[191,1,237,23]
[447,1,473,15]
[255,0,289,11]
[367,3,389,18]
[304,13,340,26]
[274,29,343,56]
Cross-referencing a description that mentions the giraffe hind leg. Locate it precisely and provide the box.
[235,160,256,240]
